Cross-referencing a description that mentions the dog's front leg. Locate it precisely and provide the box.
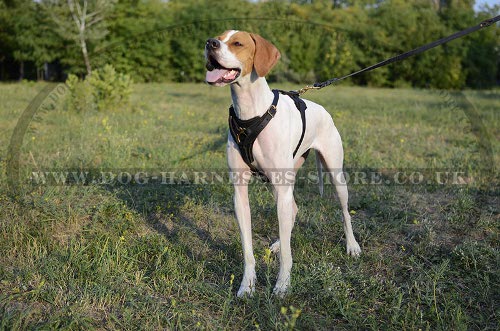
[233,182,256,297]
[273,184,295,297]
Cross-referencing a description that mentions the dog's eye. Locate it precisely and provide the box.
[233,41,243,47]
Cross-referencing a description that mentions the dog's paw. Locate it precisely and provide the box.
[346,241,361,257]
[273,282,290,298]
[273,276,290,298]
[270,240,280,254]
[237,276,256,298]
[237,285,255,298]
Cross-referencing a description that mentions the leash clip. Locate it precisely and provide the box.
[480,18,494,27]
[296,85,321,95]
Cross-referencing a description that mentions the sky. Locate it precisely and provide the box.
[474,0,499,11]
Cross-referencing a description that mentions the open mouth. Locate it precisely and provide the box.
[205,56,241,85]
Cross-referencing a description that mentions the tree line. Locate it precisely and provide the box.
[0,0,498,88]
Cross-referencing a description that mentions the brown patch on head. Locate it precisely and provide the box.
[222,31,256,77]
[217,31,280,78]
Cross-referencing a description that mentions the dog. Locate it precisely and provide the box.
[205,30,361,297]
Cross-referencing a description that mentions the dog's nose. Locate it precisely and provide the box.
[206,38,220,50]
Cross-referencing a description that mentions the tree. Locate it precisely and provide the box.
[0,0,60,80]
[0,0,497,87]
[0,0,15,79]
[99,0,172,82]
[43,0,115,76]
[463,5,500,88]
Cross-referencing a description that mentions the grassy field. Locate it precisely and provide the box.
[0,82,498,330]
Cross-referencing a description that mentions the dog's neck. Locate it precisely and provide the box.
[230,72,275,120]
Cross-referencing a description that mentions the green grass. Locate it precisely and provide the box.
[0,82,498,330]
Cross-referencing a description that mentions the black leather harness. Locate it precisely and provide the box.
[228,89,309,181]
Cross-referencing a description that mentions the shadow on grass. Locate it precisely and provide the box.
[105,182,241,276]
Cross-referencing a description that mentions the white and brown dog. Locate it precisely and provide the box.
[205,30,361,297]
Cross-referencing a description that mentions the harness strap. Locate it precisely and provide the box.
[228,89,309,180]
[275,90,307,158]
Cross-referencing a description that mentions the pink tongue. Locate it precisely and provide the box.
[206,69,229,83]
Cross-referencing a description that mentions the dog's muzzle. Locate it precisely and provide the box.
[205,39,241,85]
[205,39,220,72]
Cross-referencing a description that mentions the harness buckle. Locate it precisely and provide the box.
[267,105,277,117]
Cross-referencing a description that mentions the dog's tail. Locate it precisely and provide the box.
[315,150,324,197]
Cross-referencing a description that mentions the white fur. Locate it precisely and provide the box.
[222,30,239,42]
[208,32,361,298]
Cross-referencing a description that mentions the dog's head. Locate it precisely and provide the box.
[205,30,281,86]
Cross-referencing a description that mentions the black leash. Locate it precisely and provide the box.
[296,15,500,95]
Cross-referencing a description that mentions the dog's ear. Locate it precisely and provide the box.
[250,33,281,77]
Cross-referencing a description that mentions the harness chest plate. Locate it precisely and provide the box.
[228,89,309,180]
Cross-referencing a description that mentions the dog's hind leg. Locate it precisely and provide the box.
[317,127,361,256]
[315,150,324,197]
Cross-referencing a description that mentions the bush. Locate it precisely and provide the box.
[65,65,133,112]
